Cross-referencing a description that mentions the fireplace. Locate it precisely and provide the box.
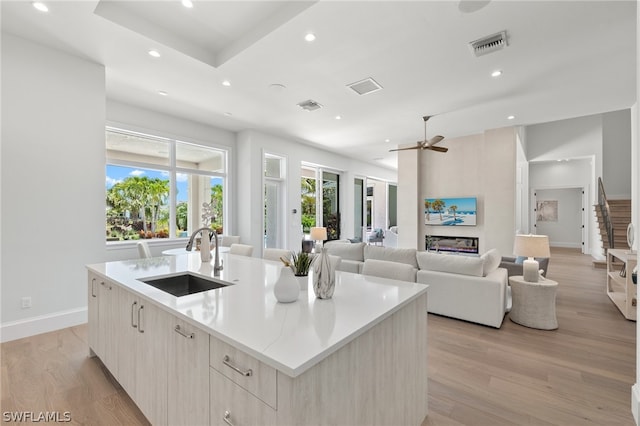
[425,235,479,254]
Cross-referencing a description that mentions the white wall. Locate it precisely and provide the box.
[398,127,517,255]
[236,130,396,256]
[534,188,583,249]
[1,34,106,340]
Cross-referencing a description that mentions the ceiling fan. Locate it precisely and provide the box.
[389,115,448,153]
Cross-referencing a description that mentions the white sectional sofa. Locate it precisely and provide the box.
[416,249,509,328]
[325,241,510,328]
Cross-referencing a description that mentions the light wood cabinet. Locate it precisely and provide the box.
[96,276,119,376]
[168,318,210,426]
[87,273,99,356]
[116,287,170,426]
[607,248,637,321]
[209,369,276,426]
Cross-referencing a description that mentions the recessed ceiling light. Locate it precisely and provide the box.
[158,91,168,96]
[491,70,503,77]
[148,50,161,58]
[304,33,316,42]
[335,115,342,120]
[181,0,193,8]
[385,139,391,143]
[222,80,231,87]
[507,115,515,120]
[32,2,48,12]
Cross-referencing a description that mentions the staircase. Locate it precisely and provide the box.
[595,199,631,250]
[593,178,631,268]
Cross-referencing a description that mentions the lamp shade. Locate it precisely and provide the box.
[310,227,327,241]
[513,234,550,258]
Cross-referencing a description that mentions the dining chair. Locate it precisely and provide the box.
[263,248,291,262]
[361,259,416,282]
[220,235,241,247]
[137,241,152,259]
[229,243,254,257]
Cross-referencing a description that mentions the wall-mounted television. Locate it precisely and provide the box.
[424,197,477,226]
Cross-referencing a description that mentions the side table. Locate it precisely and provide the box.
[509,275,558,330]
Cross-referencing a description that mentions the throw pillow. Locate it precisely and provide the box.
[515,256,527,264]
[480,248,501,277]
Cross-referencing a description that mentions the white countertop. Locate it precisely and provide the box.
[87,252,428,377]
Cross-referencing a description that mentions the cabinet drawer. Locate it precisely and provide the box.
[210,369,276,426]
[210,337,277,409]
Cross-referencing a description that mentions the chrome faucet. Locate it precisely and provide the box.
[186,227,223,274]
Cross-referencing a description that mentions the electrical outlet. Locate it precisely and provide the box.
[21,297,32,309]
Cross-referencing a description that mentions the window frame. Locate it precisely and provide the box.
[105,126,228,248]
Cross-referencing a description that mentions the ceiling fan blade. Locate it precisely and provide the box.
[426,135,445,146]
[425,145,448,153]
[389,145,422,152]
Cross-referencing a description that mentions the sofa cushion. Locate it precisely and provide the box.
[416,251,484,277]
[324,241,365,261]
[362,259,416,282]
[481,248,501,277]
[364,245,418,268]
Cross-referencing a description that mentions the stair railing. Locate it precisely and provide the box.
[597,177,614,249]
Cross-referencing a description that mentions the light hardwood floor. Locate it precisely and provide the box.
[1,248,635,425]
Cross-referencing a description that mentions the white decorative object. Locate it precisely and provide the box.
[313,247,336,299]
[296,275,309,291]
[200,230,211,262]
[274,266,299,303]
[513,234,550,283]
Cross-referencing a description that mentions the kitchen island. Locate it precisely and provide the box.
[87,252,428,425]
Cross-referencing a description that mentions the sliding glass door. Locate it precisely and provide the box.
[301,165,341,241]
[322,171,340,241]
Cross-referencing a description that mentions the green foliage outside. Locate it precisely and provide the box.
[301,177,316,233]
[106,177,224,240]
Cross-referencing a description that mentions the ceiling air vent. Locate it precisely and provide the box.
[297,99,323,111]
[469,30,508,57]
[347,77,383,96]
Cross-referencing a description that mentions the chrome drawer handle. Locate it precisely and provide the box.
[137,305,144,333]
[223,411,234,426]
[174,325,194,339]
[223,355,253,377]
[131,301,138,328]
[91,278,97,298]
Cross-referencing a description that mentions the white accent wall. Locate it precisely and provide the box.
[397,127,517,255]
[1,34,106,339]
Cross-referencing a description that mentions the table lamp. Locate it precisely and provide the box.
[310,227,327,252]
[513,234,550,282]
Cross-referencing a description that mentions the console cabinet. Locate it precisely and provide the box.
[606,248,637,321]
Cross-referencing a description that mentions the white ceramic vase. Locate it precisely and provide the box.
[274,267,300,303]
[313,248,336,299]
[296,275,309,291]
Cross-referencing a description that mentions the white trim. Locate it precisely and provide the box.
[0,307,87,343]
[632,383,640,425]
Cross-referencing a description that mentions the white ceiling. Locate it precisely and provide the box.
[2,1,636,170]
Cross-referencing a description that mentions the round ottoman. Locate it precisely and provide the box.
[509,275,558,330]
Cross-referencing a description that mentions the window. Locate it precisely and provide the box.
[264,154,286,249]
[300,165,340,240]
[105,128,227,242]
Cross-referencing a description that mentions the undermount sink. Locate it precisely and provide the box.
[140,273,230,297]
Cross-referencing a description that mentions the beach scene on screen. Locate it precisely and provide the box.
[424,197,477,226]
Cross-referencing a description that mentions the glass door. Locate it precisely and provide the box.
[354,178,364,242]
[322,171,340,241]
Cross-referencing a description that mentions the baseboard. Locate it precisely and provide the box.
[1,307,87,343]
[632,383,640,425]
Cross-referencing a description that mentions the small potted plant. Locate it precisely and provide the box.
[282,251,312,290]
